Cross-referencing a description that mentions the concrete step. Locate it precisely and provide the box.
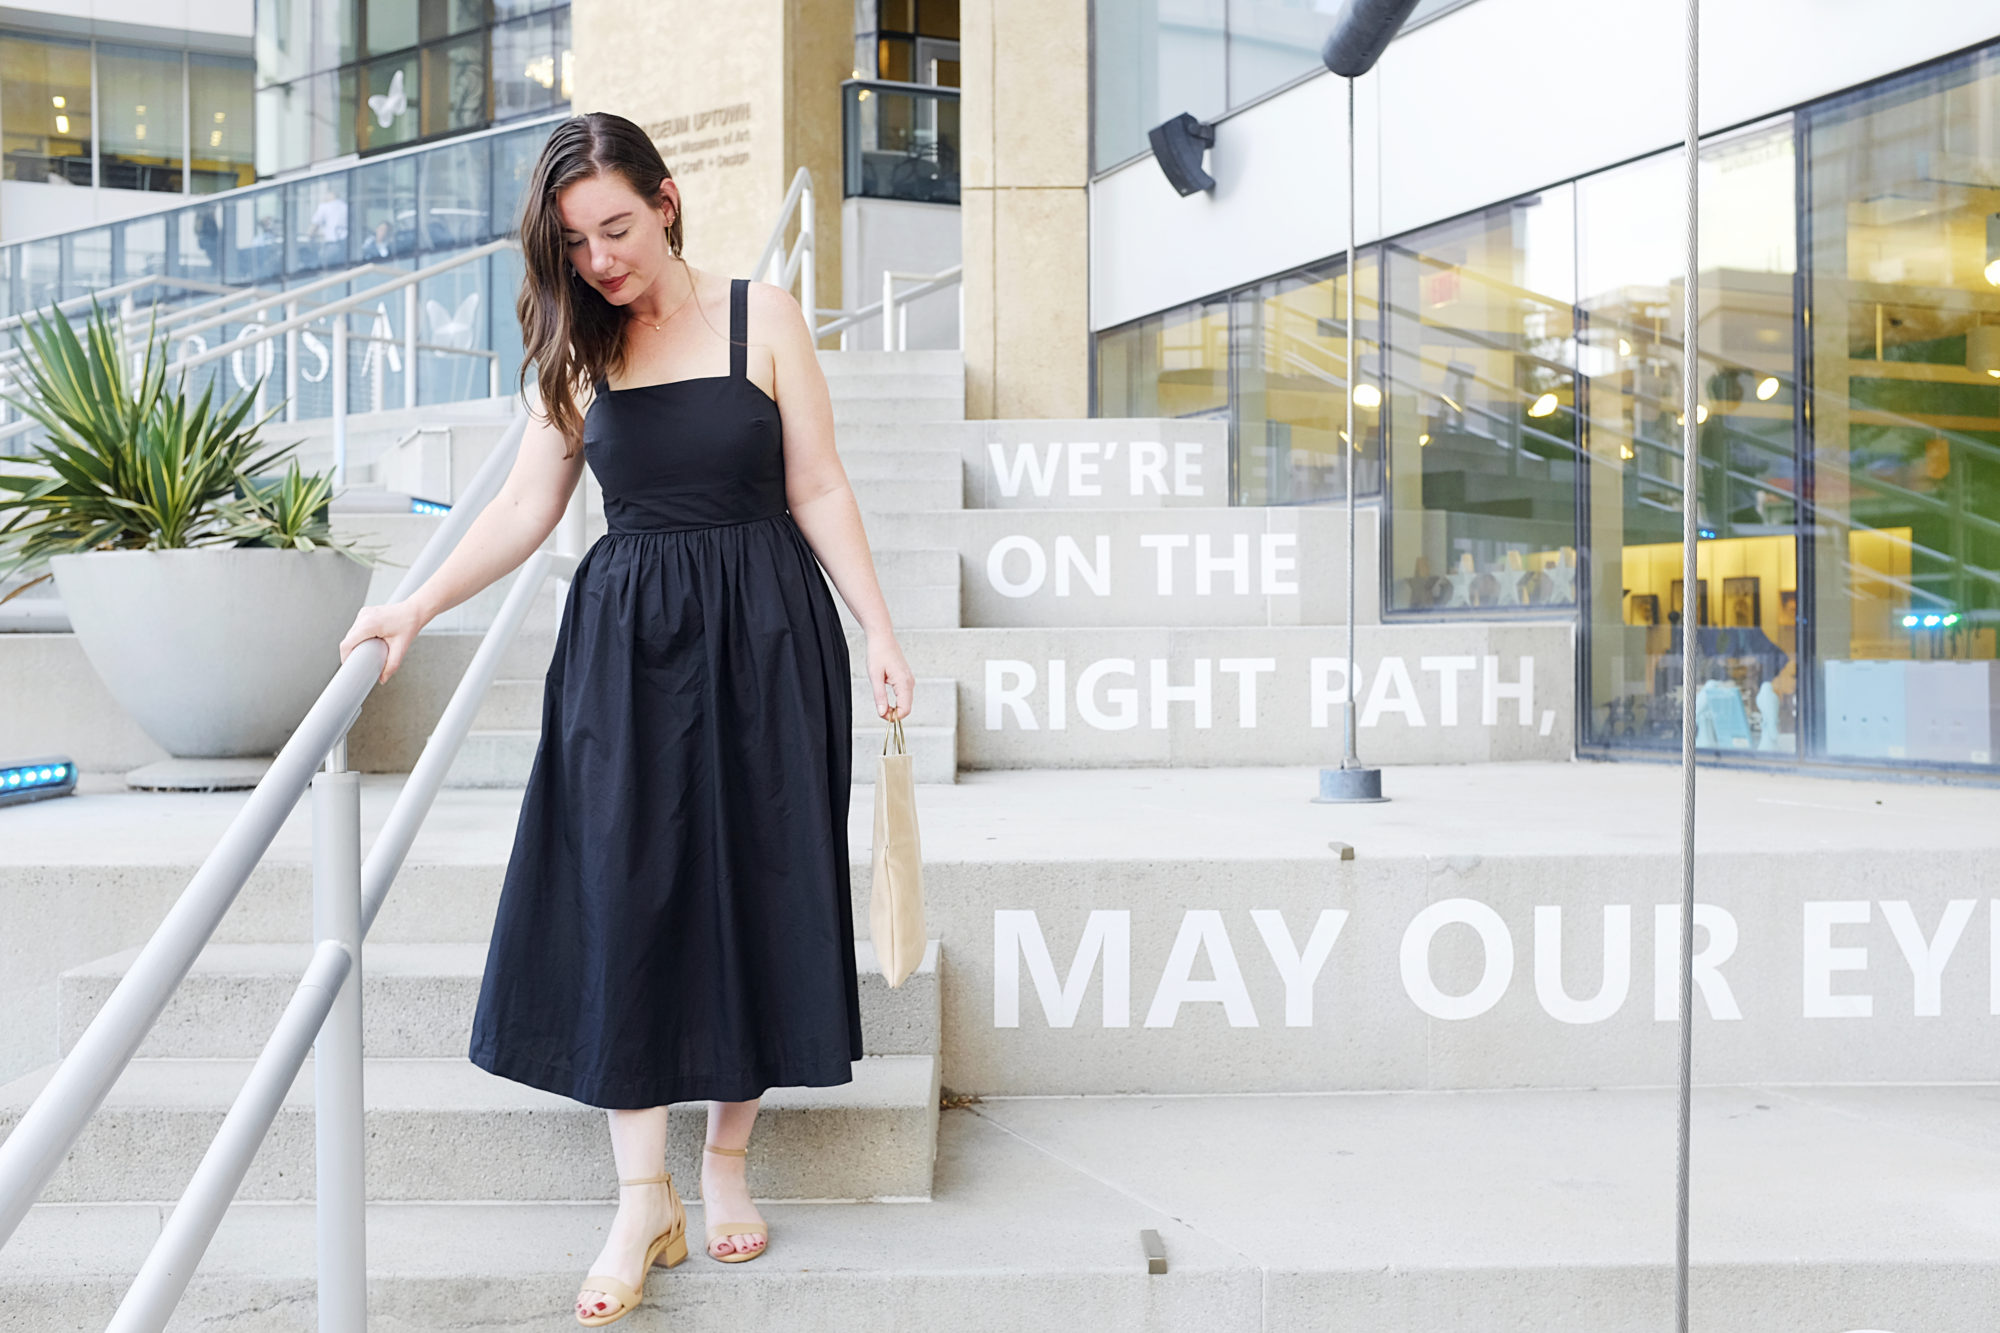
[0,1106,1242,1332]
[58,940,940,1062]
[6,1087,1995,1332]
[870,547,959,586]
[850,675,958,729]
[837,447,964,481]
[851,723,958,784]
[852,475,964,513]
[0,1053,940,1204]
[468,676,544,731]
[834,399,964,428]
[836,582,960,631]
[818,349,963,380]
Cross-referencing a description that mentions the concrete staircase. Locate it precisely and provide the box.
[3,936,943,1206]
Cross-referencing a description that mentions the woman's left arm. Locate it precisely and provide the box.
[755,281,916,723]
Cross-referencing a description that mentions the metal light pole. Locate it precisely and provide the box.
[1313,0,1419,805]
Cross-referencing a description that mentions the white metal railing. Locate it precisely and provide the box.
[0,392,579,1330]
[755,167,817,335]
[814,264,963,351]
[0,244,514,484]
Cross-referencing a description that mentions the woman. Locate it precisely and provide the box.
[337,111,915,1326]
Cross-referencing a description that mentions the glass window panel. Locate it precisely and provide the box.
[413,243,493,403]
[878,36,914,82]
[18,238,60,312]
[880,0,916,32]
[1225,0,1340,109]
[418,137,491,251]
[422,33,488,137]
[1384,185,1579,614]
[116,214,169,286]
[1097,299,1230,428]
[173,203,225,288]
[353,153,419,262]
[255,78,311,177]
[493,123,552,235]
[1,33,94,185]
[1805,48,2000,769]
[290,174,351,273]
[225,188,288,284]
[492,13,557,122]
[361,52,422,150]
[317,0,359,70]
[917,0,959,39]
[1578,121,1801,754]
[99,44,186,194]
[1234,258,1382,505]
[256,0,312,86]
[1092,0,1226,171]
[555,6,572,102]
[62,227,112,301]
[366,0,419,57]
[191,53,256,194]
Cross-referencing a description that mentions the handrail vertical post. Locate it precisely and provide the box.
[332,314,349,488]
[404,284,419,411]
[286,299,299,423]
[799,181,816,348]
[882,270,896,352]
[313,749,366,1332]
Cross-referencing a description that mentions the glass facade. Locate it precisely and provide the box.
[254,0,569,177]
[1091,0,1472,170]
[0,114,561,448]
[1092,39,2000,775]
[1,33,96,185]
[856,1,961,88]
[0,30,255,196]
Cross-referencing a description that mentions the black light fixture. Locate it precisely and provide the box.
[1148,113,1216,196]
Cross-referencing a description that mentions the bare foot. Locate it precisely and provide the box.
[700,1149,766,1259]
[576,1179,681,1321]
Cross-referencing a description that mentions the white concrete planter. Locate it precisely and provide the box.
[49,548,373,758]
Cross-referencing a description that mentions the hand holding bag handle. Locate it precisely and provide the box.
[868,691,926,987]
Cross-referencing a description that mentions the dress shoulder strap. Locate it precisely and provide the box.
[729,277,747,380]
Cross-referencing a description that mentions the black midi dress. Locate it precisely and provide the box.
[468,277,864,1109]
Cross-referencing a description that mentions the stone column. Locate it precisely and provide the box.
[960,0,1091,419]
[571,0,849,322]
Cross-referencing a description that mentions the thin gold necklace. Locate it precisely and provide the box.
[630,270,698,333]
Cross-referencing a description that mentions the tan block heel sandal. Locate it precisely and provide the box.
[575,1171,690,1326]
[702,1143,768,1263]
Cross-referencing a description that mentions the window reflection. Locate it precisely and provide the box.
[1235,259,1381,505]
[1097,298,1231,431]
[1385,188,1580,612]
[1093,0,1227,170]
[1579,122,1800,754]
[1,33,93,185]
[1806,49,2000,767]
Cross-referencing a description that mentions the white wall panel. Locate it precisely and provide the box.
[1092,0,2000,331]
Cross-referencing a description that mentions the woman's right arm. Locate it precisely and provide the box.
[338,402,588,683]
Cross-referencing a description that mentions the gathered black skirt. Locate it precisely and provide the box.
[467,510,864,1108]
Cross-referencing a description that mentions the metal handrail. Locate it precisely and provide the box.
[0,390,578,1328]
[755,168,817,337]
[816,264,963,351]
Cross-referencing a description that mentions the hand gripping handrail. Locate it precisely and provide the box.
[0,394,532,1251]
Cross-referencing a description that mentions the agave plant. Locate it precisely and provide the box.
[0,294,374,604]
[220,457,368,555]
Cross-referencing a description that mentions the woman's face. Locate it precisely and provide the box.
[556,171,677,305]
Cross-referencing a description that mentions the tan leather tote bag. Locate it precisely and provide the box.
[868,710,926,987]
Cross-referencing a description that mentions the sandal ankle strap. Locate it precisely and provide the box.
[703,1143,748,1157]
[619,1171,673,1186]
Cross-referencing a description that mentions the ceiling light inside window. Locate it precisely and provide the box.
[1352,383,1381,409]
[1527,392,1559,418]
[1755,376,1780,401]
[1969,325,2000,378]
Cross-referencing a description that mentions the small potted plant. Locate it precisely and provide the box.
[0,295,380,785]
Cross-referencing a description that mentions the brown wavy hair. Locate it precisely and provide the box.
[513,112,684,457]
